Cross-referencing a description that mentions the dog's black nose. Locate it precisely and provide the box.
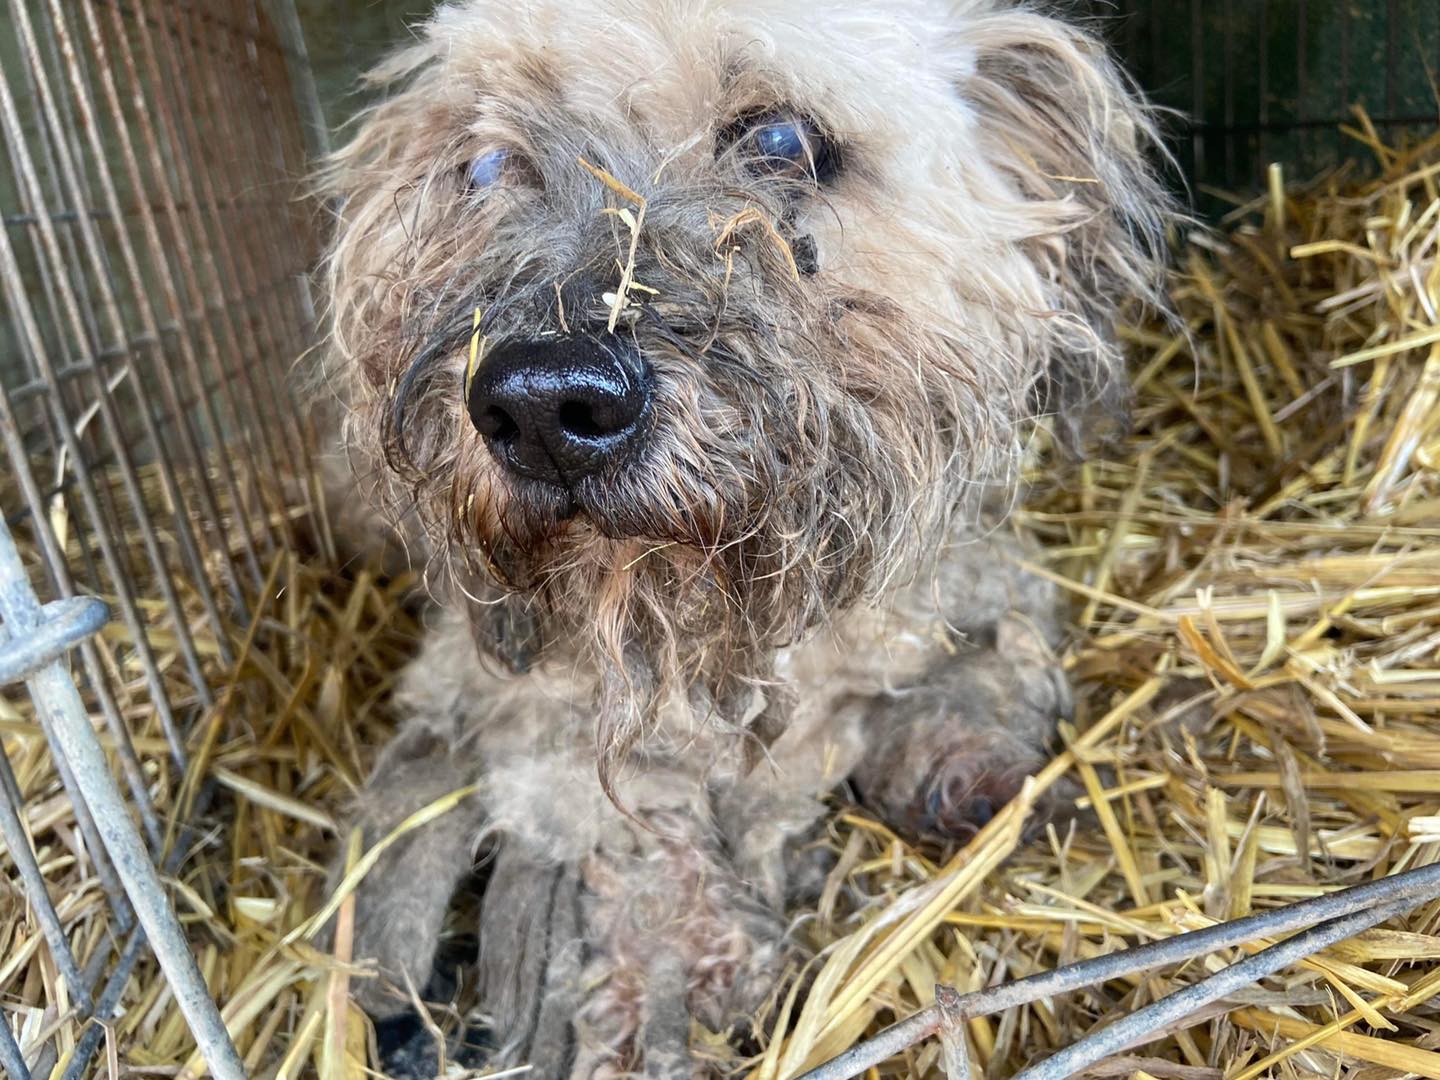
[467,335,652,484]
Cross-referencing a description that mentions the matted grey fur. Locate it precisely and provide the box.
[315,1,1169,1075]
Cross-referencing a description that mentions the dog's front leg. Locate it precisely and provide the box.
[334,712,488,1019]
[477,760,790,1079]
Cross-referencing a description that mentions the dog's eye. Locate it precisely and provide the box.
[726,111,836,182]
[466,148,517,190]
[753,119,810,165]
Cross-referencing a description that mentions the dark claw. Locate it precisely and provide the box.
[965,795,995,827]
[926,781,946,820]
[376,1010,494,1080]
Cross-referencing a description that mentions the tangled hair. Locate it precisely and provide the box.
[316,0,1171,796]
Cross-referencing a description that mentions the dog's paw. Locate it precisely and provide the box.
[903,729,1073,842]
[479,830,789,1078]
[855,617,1074,845]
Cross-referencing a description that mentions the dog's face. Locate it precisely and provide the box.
[323,0,1165,755]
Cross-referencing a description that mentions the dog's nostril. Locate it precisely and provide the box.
[478,405,519,441]
[557,400,606,439]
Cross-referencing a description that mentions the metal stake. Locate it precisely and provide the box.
[0,517,246,1080]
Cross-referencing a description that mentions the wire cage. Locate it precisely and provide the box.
[0,1,1438,1078]
[0,1,325,1076]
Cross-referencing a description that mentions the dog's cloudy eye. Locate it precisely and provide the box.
[466,148,513,190]
[726,111,836,182]
[753,120,809,164]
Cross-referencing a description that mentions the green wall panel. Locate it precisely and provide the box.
[1083,0,1440,207]
[292,1,1440,210]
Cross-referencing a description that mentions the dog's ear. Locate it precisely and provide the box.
[961,8,1174,450]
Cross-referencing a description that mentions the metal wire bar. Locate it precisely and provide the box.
[36,0,246,647]
[58,926,150,1080]
[0,390,163,852]
[0,516,246,1080]
[57,755,229,1080]
[0,0,321,1065]
[0,603,137,930]
[0,36,165,852]
[121,0,295,557]
[230,1,336,562]
[0,597,107,683]
[5,817,128,1078]
[797,859,1440,1080]
[1,1,322,1073]
[262,0,332,160]
[0,743,93,1014]
[5,0,229,720]
[167,2,320,513]
[0,1010,28,1080]
[176,0,321,501]
[56,740,231,1080]
[1011,895,1418,1080]
[75,1,270,592]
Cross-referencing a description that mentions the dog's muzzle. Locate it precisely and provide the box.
[467,333,653,486]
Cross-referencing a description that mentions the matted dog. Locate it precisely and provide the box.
[318,0,1168,1073]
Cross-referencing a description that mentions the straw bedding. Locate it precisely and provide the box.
[2,121,1439,1078]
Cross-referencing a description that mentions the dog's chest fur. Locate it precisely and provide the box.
[390,528,1050,864]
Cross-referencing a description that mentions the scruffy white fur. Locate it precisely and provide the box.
[318,1,1167,1074]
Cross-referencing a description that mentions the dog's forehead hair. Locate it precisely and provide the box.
[425,0,976,146]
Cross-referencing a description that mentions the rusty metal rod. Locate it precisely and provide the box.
[798,859,1440,1080]
[1011,895,1417,1080]
[0,597,106,685]
[36,0,241,653]
[6,0,218,711]
[0,66,192,765]
[0,743,92,1014]
[0,386,163,856]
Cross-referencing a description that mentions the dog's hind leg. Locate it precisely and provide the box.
[852,533,1077,844]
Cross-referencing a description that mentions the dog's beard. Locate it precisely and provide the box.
[475,525,829,805]
[456,475,813,800]
[432,320,987,797]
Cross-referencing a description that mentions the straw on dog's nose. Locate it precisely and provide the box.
[467,335,652,485]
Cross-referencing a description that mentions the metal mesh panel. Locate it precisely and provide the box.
[0,1,322,1075]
